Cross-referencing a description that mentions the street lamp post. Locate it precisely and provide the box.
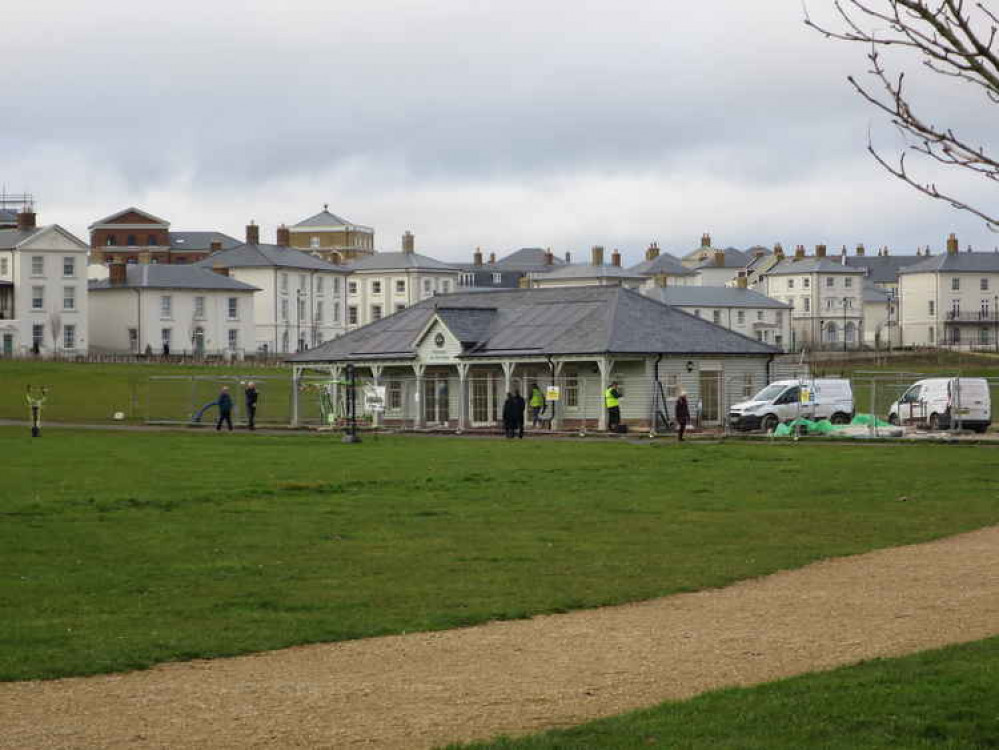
[994,295,997,353]
[843,296,848,353]
[296,290,304,352]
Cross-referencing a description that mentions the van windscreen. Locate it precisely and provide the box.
[753,384,787,401]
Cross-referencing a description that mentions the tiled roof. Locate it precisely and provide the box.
[289,286,778,363]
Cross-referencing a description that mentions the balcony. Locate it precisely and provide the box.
[944,310,999,323]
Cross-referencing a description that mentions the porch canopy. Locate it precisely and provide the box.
[288,286,778,431]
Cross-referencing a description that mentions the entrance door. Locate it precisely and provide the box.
[699,370,722,425]
[470,376,498,425]
[1,334,11,356]
[424,376,450,425]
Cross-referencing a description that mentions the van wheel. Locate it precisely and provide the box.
[929,413,940,430]
[888,413,899,426]
[830,412,850,425]
[761,414,778,433]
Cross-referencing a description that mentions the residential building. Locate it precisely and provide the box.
[629,243,697,287]
[342,232,462,329]
[289,286,779,431]
[758,246,866,350]
[458,247,568,289]
[898,233,999,348]
[862,282,900,349]
[643,282,792,350]
[193,222,349,354]
[842,246,921,293]
[531,246,646,289]
[0,208,90,356]
[88,207,239,265]
[88,263,258,357]
[680,233,747,270]
[691,248,750,286]
[287,205,374,263]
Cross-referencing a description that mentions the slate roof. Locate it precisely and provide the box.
[897,251,999,274]
[629,252,694,276]
[169,231,241,252]
[842,255,921,283]
[766,258,867,275]
[692,247,750,270]
[292,208,374,230]
[88,207,170,228]
[862,282,892,304]
[645,286,790,309]
[0,208,17,226]
[289,286,778,363]
[535,263,647,282]
[344,252,460,272]
[0,227,45,249]
[493,247,567,271]
[193,242,344,272]
[90,265,259,292]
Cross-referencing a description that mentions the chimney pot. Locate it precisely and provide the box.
[245,221,259,245]
[947,233,958,255]
[816,244,827,258]
[275,225,290,247]
[793,245,805,261]
[402,231,414,254]
[473,247,483,266]
[646,242,660,261]
[611,249,621,267]
[855,243,865,257]
[591,245,604,267]
[109,261,127,286]
[701,233,711,249]
[16,208,36,232]
[488,252,496,264]
[774,243,784,259]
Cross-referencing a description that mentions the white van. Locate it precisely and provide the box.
[729,378,854,432]
[888,378,991,433]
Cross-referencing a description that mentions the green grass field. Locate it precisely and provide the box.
[446,637,999,749]
[2,428,998,682]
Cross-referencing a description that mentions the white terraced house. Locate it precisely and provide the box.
[0,208,90,357]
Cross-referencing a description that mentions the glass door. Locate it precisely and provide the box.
[699,370,722,424]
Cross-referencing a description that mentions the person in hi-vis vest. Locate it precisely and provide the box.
[605,381,622,431]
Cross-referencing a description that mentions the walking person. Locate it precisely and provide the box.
[502,392,518,439]
[529,384,546,428]
[675,389,691,442]
[216,386,234,432]
[513,390,526,439]
[605,380,622,432]
[244,381,258,430]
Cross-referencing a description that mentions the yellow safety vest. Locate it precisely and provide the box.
[604,387,619,408]
[530,390,545,407]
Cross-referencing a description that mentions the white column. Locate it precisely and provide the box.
[597,357,612,431]
[551,360,564,431]
[457,363,469,431]
[502,361,515,398]
[413,363,425,428]
[371,364,384,428]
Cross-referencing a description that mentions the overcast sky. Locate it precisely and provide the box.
[4,0,998,263]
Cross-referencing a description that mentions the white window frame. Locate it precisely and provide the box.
[228,329,239,350]
[31,256,44,276]
[227,297,239,321]
[31,286,44,309]
[194,296,206,320]
[160,295,173,319]
[63,286,76,311]
[63,324,76,350]
[63,257,76,277]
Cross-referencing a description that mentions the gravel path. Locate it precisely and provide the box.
[3,526,998,750]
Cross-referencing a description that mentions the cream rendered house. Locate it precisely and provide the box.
[898,233,999,348]
[194,223,350,354]
[342,232,462,329]
[0,209,90,357]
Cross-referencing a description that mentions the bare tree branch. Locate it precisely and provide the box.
[805,0,999,227]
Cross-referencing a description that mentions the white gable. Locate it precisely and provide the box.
[18,225,90,252]
[415,317,463,363]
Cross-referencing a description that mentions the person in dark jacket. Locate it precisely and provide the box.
[512,390,526,439]
[502,392,518,438]
[675,389,690,442]
[216,386,233,432]
[244,382,258,430]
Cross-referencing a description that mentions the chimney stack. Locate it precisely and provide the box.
[591,245,604,267]
[209,239,223,253]
[276,225,290,247]
[246,221,259,245]
[947,233,959,255]
[546,248,555,265]
[16,208,36,232]
[564,251,571,263]
[473,247,483,266]
[402,231,414,254]
[109,261,127,286]
[774,243,785,260]
[611,249,621,267]
[793,245,805,261]
[736,271,748,289]
[816,244,827,258]
[701,233,711,249]
[488,252,496,264]
[714,249,726,267]
[212,261,229,277]
[646,242,659,261]
[855,243,865,257]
